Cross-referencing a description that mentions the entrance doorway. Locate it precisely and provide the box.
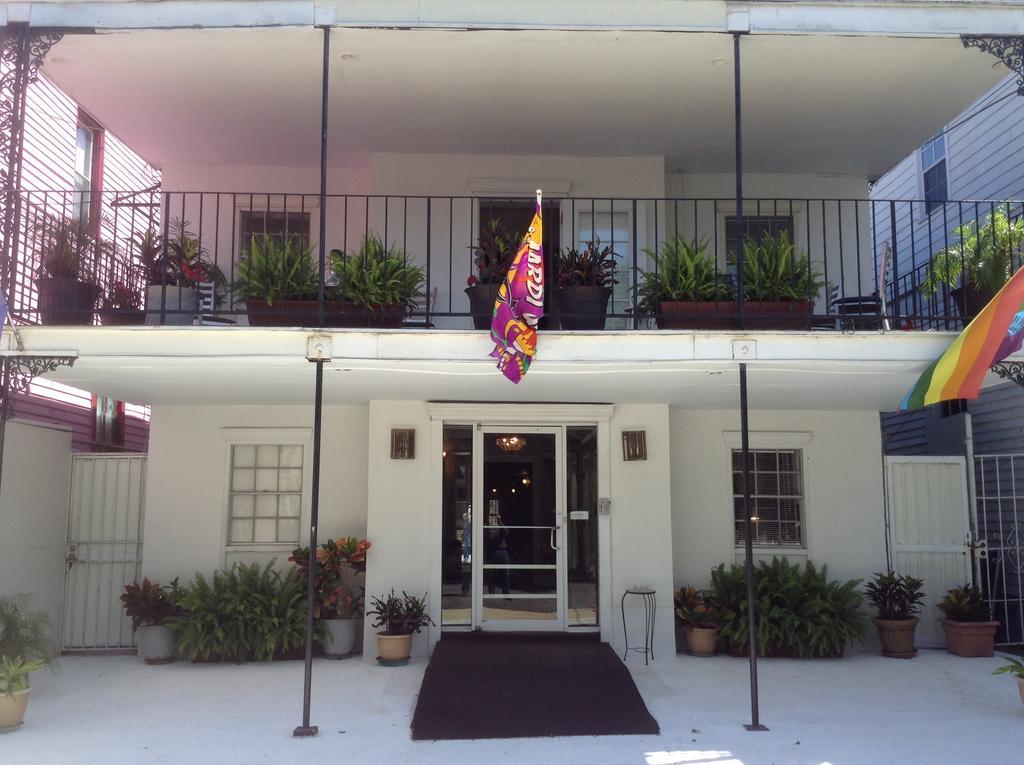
[440,424,599,632]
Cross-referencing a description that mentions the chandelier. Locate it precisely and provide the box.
[496,435,527,453]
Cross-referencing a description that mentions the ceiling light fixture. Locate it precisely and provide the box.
[339,52,358,62]
[709,56,728,67]
[496,435,526,453]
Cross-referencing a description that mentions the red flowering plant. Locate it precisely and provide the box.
[289,536,371,620]
[132,220,225,292]
[101,279,143,311]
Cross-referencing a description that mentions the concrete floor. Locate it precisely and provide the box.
[4,649,1023,764]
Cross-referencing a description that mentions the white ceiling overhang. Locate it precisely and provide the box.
[38,28,1008,177]
[8,326,998,412]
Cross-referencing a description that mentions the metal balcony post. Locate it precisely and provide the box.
[294,23,331,740]
[733,33,745,329]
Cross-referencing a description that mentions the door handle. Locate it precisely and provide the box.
[549,526,558,551]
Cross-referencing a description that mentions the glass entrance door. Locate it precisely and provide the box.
[474,428,565,630]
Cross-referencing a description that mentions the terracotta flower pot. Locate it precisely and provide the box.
[743,300,814,330]
[685,626,718,657]
[376,633,413,664]
[873,617,919,658]
[656,300,739,330]
[0,687,31,731]
[941,618,999,657]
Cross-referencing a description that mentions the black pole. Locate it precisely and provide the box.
[316,24,330,327]
[740,363,766,731]
[733,32,745,330]
[293,25,331,739]
[294,360,325,738]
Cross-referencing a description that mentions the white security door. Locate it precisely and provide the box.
[886,456,972,648]
[473,427,566,630]
[62,454,147,651]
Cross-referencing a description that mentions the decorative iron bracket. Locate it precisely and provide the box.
[0,353,76,421]
[1,24,64,308]
[962,36,1024,96]
[991,361,1024,389]
[991,362,1024,391]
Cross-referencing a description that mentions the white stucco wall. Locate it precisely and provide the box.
[608,403,676,660]
[0,419,72,637]
[669,408,888,592]
[142,404,369,582]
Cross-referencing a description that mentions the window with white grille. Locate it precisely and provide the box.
[227,444,304,545]
[732,448,804,547]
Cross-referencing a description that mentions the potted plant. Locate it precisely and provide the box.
[233,233,320,326]
[937,583,999,657]
[330,234,425,328]
[289,536,371,658]
[33,215,105,325]
[674,586,720,657]
[741,231,823,329]
[367,589,433,665]
[993,657,1024,708]
[637,236,736,329]
[120,578,180,664]
[98,278,144,325]
[137,221,224,325]
[0,595,54,731]
[466,218,520,329]
[552,240,617,330]
[920,209,1024,320]
[864,571,925,658]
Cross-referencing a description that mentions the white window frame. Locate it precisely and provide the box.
[234,196,319,260]
[918,134,950,217]
[723,431,812,552]
[714,201,806,272]
[221,427,313,555]
[567,199,647,325]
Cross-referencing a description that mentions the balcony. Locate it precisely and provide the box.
[11,189,1023,333]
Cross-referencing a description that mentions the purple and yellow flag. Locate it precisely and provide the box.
[489,191,544,383]
[899,265,1024,410]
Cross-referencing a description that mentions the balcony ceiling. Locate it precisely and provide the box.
[41,27,1006,177]
[10,326,994,411]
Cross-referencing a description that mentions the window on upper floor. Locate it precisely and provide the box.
[73,125,96,225]
[238,210,312,253]
[733,448,805,547]
[921,134,948,215]
[724,215,794,270]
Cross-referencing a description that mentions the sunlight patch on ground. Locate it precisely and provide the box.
[646,751,743,765]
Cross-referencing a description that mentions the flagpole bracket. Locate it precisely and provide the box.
[961,36,1024,96]
[0,353,76,421]
[991,361,1024,389]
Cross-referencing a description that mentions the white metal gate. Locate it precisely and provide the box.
[885,456,972,648]
[62,453,147,651]
[975,453,1024,646]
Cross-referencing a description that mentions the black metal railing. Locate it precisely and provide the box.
[5,190,1021,332]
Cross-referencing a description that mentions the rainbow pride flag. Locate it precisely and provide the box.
[899,265,1024,410]
[489,191,544,384]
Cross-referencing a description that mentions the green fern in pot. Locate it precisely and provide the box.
[330,234,424,324]
[637,236,735,329]
[233,234,319,306]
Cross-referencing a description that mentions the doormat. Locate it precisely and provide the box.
[410,632,659,740]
